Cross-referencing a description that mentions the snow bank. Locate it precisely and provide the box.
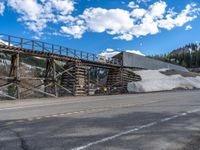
[127,69,200,92]
[0,39,9,46]
[0,58,11,65]
[99,48,145,59]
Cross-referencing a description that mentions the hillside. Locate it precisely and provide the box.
[151,43,200,69]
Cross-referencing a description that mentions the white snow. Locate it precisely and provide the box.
[0,39,8,46]
[127,69,200,92]
[99,48,145,59]
[0,58,11,65]
[0,39,14,46]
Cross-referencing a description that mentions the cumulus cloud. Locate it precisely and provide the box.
[131,8,146,18]
[7,0,75,36]
[128,1,139,9]
[0,2,5,15]
[99,48,145,59]
[136,0,151,4]
[158,3,200,30]
[185,25,192,31]
[61,25,86,39]
[99,48,120,59]
[4,0,200,40]
[63,1,199,41]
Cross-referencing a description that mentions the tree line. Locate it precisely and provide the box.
[150,43,200,68]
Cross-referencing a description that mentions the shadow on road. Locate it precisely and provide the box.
[0,110,200,150]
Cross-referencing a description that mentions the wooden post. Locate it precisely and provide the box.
[9,53,21,99]
[16,53,20,99]
[44,58,58,97]
[44,59,49,94]
[87,67,90,96]
[53,59,58,97]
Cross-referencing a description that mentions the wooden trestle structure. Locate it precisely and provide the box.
[0,34,141,100]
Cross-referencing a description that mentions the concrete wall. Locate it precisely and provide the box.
[122,52,188,72]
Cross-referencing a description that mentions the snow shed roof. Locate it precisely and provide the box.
[112,52,188,72]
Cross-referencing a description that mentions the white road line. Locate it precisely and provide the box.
[71,108,200,150]
[6,121,15,125]
[0,95,144,111]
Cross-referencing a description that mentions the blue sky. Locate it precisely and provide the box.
[0,0,200,56]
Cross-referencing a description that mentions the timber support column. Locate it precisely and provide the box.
[87,67,91,96]
[60,62,88,96]
[16,53,20,99]
[9,53,21,99]
[52,59,58,97]
[44,58,58,97]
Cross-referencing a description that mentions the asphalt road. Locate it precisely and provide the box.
[0,90,200,150]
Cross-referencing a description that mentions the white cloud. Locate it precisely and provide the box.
[158,3,200,30]
[128,1,139,9]
[0,2,5,15]
[99,48,145,59]
[61,25,86,39]
[131,8,146,18]
[63,1,199,41]
[50,0,74,15]
[7,0,75,35]
[81,8,134,34]
[99,48,120,59]
[185,25,192,31]
[113,33,133,41]
[148,1,167,18]
[5,0,200,40]
[136,0,151,4]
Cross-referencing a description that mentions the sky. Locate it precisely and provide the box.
[0,0,200,56]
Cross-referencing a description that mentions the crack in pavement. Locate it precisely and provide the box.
[4,127,29,150]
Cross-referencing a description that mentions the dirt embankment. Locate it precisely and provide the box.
[160,69,200,77]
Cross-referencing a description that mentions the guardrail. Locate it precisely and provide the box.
[0,34,121,65]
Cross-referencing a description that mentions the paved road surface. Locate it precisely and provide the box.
[0,90,200,150]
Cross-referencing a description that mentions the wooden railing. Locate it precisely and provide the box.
[0,34,121,65]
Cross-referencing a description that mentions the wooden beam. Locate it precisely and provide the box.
[56,83,72,94]
[21,84,57,98]
[0,76,15,80]
[0,82,14,90]
[0,92,16,100]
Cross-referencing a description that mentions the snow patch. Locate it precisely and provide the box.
[0,58,11,65]
[128,69,200,92]
[99,48,145,59]
[0,39,8,45]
